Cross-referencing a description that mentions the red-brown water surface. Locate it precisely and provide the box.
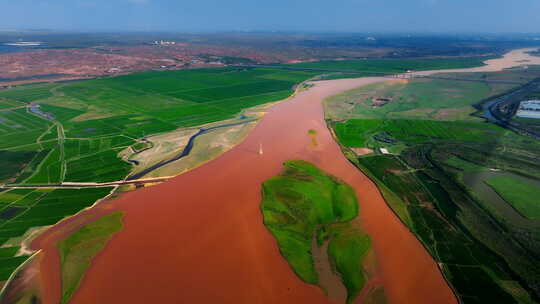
[31,77,456,304]
[31,49,540,304]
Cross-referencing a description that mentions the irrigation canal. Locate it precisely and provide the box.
[126,118,257,180]
[1,118,258,189]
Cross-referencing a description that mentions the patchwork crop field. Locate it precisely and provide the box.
[328,66,540,303]
[0,67,324,187]
[0,187,113,280]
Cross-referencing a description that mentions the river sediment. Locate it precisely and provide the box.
[28,48,540,304]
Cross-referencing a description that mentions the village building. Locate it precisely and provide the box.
[516,100,540,119]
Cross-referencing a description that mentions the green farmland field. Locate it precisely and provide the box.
[0,84,56,103]
[0,58,501,187]
[0,187,113,281]
[288,56,494,74]
[324,69,535,122]
[328,64,540,303]
[0,67,324,186]
[333,118,503,148]
[485,177,540,220]
[357,155,530,304]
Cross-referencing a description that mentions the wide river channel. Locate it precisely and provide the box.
[29,48,540,304]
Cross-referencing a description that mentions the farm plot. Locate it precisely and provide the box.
[334,119,503,148]
[0,150,37,183]
[357,155,526,304]
[0,99,25,110]
[288,56,494,74]
[484,177,540,220]
[324,69,532,121]
[0,67,320,186]
[65,149,132,183]
[0,187,113,280]
[0,84,55,103]
[54,67,310,127]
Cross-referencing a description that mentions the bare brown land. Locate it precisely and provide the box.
[0,42,392,87]
[0,44,280,87]
[351,147,374,156]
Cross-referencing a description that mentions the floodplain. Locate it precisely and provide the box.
[326,51,540,303]
[0,49,539,304]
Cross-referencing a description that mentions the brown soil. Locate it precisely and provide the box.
[351,147,374,156]
[0,45,279,87]
[30,77,456,304]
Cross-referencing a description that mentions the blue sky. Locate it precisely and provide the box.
[1,0,539,32]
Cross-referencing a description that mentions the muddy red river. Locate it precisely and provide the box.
[30,48,539,304]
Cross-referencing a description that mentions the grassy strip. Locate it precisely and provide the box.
[261,160,370,303]
[484,177,540,220]
[57,211,123,304]
[288,56,493,74]
[328,222,371,303]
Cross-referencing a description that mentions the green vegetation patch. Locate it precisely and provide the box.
[65,149,132,183]
[39,104,85,122]
[0,67,320,185]
[327,65,540,302]
[324,70,530,122]
[261,160,370,303]
[484,177,540,220]
[0,150,37,183]
[24,148,62,184]
[327,222,371,303]
[357,155,522,304]
[57,211,123,304]
[289,57,492,74]
[0,84,55,103]
[0,188,113,284]
[334,119,502,149]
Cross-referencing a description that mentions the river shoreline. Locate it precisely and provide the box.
[25,48,540,304]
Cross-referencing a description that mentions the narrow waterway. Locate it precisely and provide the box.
[28,48,540,304]
[127,118,256,180]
